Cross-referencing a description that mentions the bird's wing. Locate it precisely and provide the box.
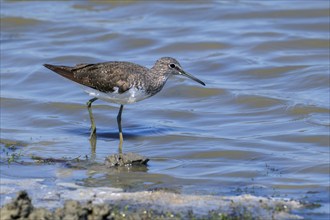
[44,64,77,82]
[45,62,148,93]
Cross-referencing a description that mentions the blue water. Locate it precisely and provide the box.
[1,0,329,218]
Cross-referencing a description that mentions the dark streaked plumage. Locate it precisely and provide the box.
[44,57,205,152]
[44,62,149,94]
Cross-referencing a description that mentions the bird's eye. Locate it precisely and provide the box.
[169,63,176,68]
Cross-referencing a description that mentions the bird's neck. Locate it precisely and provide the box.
[145,69,170,95]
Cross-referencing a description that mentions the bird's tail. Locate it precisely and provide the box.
[43,64,75,81]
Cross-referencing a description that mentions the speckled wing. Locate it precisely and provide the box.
[44,62,149,94]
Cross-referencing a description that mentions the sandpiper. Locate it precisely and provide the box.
[44,57,205,152]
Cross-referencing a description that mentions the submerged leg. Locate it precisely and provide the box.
[117,104,124,154]
[86,97,98,138]
[89,131,97,160]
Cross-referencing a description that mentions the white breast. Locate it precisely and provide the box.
[82,86,151,105]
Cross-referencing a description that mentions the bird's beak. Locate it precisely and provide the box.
[179,70,206,86]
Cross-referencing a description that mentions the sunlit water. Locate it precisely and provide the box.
[1,1,329,218]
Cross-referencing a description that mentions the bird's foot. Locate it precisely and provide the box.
[118,132,123,154]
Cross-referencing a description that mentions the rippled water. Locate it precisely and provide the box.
[1,0,329,218]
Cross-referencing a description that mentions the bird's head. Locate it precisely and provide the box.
[154,57,205,86]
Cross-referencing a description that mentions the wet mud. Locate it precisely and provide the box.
[1,190,306,220]
[0,142,319,219]
[105,152,149,167]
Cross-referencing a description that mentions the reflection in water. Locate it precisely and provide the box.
[88,127,124,157]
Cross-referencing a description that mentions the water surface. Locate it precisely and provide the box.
[1,0,329,218]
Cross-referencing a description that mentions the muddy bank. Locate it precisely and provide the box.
[1,189,305,220]
[1,191,180,220]
[0,143,314,219]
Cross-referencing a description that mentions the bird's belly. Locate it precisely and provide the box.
[82,86,151,105]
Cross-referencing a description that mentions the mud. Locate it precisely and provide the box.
[105,152,149,167]
[1,190,305,220]
[0,144,309,219]
[1,148,149,168]
[1,191,114,220]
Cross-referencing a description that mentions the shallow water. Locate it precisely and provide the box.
[1,0,329,218]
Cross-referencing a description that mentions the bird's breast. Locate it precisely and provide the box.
[82,85,151,105]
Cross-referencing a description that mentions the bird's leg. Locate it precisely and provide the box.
[89,131,97,160]
[86,97,98,139]
[117,104,124,154]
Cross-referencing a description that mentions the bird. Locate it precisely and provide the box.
[44,57,205,153]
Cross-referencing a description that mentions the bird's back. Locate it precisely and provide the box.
[44,62,149,94]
